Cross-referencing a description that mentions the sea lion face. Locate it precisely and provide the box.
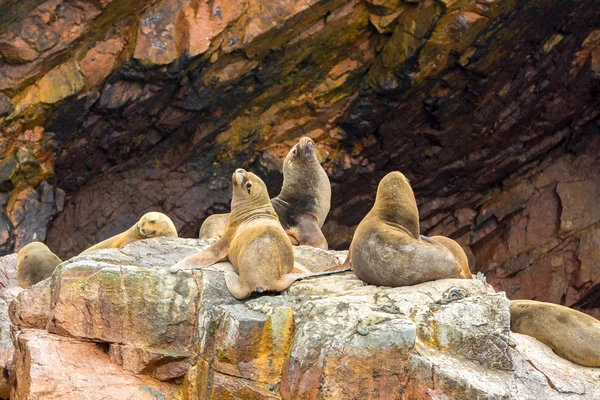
[286,137,322,166]
[137,212,178,238]
[231,169,268,199]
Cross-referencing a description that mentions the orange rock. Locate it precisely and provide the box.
[79,38,125,88]
[12,329,179,399]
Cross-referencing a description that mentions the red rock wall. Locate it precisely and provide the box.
[0,0,599,316]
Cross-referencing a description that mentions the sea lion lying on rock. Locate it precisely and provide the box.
[343,171,463,286]
[510,300,600,367]
[171,169,345,299]
[16,242,62,288]
[81,212,177,254]
[199,137,331,249]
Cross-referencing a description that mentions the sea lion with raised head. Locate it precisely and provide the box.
[172,169,345,299]
[430,235,472,279]
[81,211,178,254]
[510,300,600,367]
[16,242,62,288]
[199,137,331,249]
[345,171,462,287]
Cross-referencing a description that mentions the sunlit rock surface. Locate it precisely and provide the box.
[5,237,600,399]
[0,0,599,317]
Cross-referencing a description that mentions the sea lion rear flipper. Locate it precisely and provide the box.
[324,250,352,272]
[223,270,252,299]
[291,218,328,250]
[292,262,312,274]
[169,236,230,273]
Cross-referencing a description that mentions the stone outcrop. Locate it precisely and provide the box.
[0,0,598,318]
[0,254,20,399]
[6,237,600,399]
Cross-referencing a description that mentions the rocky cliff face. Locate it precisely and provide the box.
[2,237,599,399]
[0,0,599,316]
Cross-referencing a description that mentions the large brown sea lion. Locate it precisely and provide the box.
[171,169,345,299]
[510,300,600,367]
[81,212,177,254]
[430,235,472,279]
[345,171,462,286]
[199,137,331,249]
[16,242,62,288]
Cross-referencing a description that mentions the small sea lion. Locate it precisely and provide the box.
[172,169,345,299]
[198,213,229,240]
[510,300,600,367]
[346,171,462,287]
[81,211,177,254]
[198,137,331,249]
[16,242,62,288]
[430,235,472,279]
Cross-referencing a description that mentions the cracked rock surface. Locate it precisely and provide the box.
[0,0,599,319]
[6,237,600,399]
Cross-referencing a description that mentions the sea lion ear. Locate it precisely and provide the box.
[292,146,298,158]
[246,181,253,194]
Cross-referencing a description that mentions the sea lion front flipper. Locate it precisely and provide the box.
[291,217,328,250]
[169,236,230,273]
[223,270,252,299]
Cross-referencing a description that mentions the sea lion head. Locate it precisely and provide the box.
[231,169,271,204]
[285,137,323,166]
[137,212,178,238]
[372,171,420,238]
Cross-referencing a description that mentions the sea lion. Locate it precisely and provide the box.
[198,213,229,239]
[430,235,472,279]
[171,169,345,299]
[16,242,62,288]
[81,211,178,254]
[198,137,331,249]
[346,171,462,287]
[510,300,600,367]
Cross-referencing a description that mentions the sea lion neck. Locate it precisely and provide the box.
[230,174,278,224]
[371,172,420,238]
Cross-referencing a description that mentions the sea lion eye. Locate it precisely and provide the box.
[150,220,156,224]
[245,181,252,194]
[292,147,298,158]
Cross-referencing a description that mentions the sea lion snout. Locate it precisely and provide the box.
[233,169,247,186]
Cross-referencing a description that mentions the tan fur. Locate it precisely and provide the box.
[199,214,229,239]
[510,300,600,367]
[171,169,297,299]
[198,137,331,249]
[349,171,461,287]
[81,212,177,254]
[16,242,62,288]
[430,236,472,279]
